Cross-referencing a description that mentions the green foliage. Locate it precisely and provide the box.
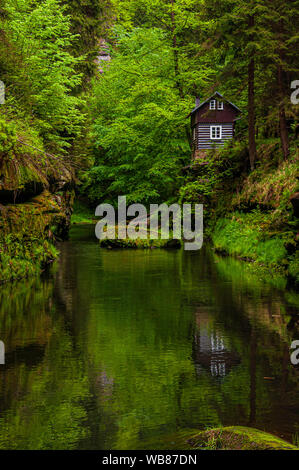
[63,0,112,84]
[71,200,95,224]
[1,0,84,153]
[0,234,59,284]
[0,118,17,154]
[179,141,248,205]
[213,213,288,266]
[232,151,299,214]
[83,27,192,206]
[289,252,299,285]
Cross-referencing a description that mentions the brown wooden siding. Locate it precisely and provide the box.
[196,123,234,150]
[194,101,238,124]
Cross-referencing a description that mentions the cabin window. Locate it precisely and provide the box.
[193,127,196,141]
[218,101,224,110]
[210,126,222,139]
[209,99,216,110]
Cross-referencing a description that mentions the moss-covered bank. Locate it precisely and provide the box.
[188,426,299,450]
[99,234,182,249]
[208,144,299,285]
[0,119,75,284]
[0,190,73,283]
[138,427,299,450]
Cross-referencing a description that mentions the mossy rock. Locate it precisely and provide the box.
[188,426,299,450]
[99,237,181,249]
[137,427,299,450]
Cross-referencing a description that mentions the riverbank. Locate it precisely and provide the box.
[0,120,74,284]
[178,140,299,285]
[74,142,299,285]
[211,153,299,286]
[139,427,299,450]
[0,189,73,284]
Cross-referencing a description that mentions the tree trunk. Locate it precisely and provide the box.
[278,87,289,159]
[277,19,289,160]
[248,15,257,171]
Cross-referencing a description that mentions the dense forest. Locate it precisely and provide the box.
[0,0,299,283]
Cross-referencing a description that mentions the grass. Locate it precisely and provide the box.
[212,213,288,266]
[209,143,299,280]
[232,153,299,212]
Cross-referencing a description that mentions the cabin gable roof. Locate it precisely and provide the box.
[189,92,242,117]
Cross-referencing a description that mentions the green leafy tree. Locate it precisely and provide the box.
[63,0,113,86]
[84,27,193,206]
[1,0,84,152]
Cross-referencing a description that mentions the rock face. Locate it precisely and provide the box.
[0,142,75,240]
[290,192,299,218]
[0,140,75,283]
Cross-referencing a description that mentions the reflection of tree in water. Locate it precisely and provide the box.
[1,230,299,448]
[0,275,91,450]
[192,308,240,378]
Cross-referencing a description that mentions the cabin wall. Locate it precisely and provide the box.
[190,97,240,154]
[195,102,237,124]
[195,123,234,150]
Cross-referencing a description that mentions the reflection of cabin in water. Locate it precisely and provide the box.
[193,309,240,378]
[189,92,242,159]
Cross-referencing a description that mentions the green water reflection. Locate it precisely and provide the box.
[0,224,298,449]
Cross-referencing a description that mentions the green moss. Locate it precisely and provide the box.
[0,190,70,283]
[0,236,59,284]
[98,226,182,249]
[137,426,299,450]
[188,426,299,450]
[99,237,181,249]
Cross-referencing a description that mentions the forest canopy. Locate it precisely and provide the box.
[81,0,299,206]
[0,0,298,207]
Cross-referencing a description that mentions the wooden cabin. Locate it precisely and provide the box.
[189,92,241,158]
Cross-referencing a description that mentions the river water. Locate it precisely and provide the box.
[0,224,298,449]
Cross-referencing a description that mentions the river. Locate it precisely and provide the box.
[0,224,298,449]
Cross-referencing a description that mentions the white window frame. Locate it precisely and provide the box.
[218,101,224,110]
[209,99,216,110]
[210,125,222,140]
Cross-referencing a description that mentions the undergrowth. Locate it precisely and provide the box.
[0,234,58,284]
